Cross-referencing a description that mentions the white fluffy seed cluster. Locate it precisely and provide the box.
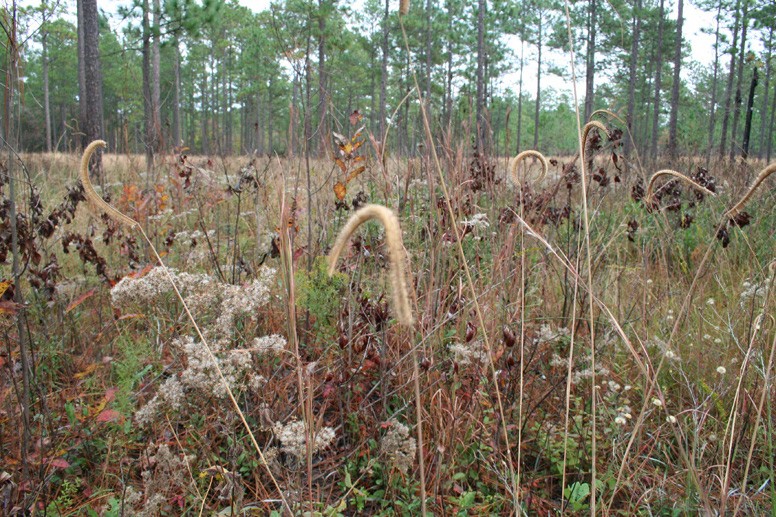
[125,266,282,427]
[449,340,489,366]
[380,419,417,475]
[272,419,336,462]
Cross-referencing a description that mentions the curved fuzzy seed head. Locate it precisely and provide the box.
[80,140,140,229]
[581,120,608,162]
[400,0,409,15]
[328,204,413,326]
[645,169,716,207]
[589,109,626,126]
[509,150,548,189]
[725,162,776,218]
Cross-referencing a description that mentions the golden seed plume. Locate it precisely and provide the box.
[509,150,548,189]
[645,169,716,207]
[399,0,409,15]
[725,162,776,218]
[328,204,413,326]
[80,140,140,229]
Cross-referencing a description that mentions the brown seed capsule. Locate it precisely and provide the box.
[502,325,516,348]
[400,0,409,15]
[465,321,477,343]
[420,357,431,371]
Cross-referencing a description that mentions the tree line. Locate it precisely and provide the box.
[7,0,776,163]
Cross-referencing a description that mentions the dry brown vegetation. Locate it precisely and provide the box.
[1,137,775,515]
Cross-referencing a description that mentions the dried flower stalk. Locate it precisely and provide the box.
[645,169,716,206]
[725,162,776,217]
[80,140,139,229]
[328,204,413,326]
[400,0,409,15]
[509,150,548,188]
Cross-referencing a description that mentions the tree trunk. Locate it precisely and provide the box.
[81,0,104,180]
[152,0,161,155]
[767,79,776,161]
[172,36,181,148]
[76,0,86,151]
[728,0,749,160]
[425,0,433,120]
[584,0,596,122]
[704,0,722,166]
[533,16,542,151]
[475,0,486,152]
[318,0,328,156]
[719,0,741,159]
[201,75,209,154]
[741,66,757,159]
[517,40,524,154]
[379,0,389,142]
[650,0,664,160]
[42,0,52,152]
[757,26,773,158]
[625,0,641,157]
[666,0,683,159]
[142,0,153,171]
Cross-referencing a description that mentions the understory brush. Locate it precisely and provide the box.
[1,141,774,515]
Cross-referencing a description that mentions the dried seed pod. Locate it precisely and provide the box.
[465,321,477,343]
[400,0,409,15]
[502,325,516,348]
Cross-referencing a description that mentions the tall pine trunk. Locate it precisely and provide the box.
[379,0,389,143]
[584,0,596,122]
[533,16,542,151]
[476,0,486,152]
[172,36,181,148]
[757,27,773,158]
[666,0,683,159]
[152,0,161,156]
[728,0,749,160]
[81,0,104,180]
[625,0,641,157]
[76,0,86,151]
[650,0,664,161]
[704,0,722,166]
[42,0,51,152]
[719,0,741,159]
[741,66,757,159]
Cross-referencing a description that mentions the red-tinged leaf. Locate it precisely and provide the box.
[65,288,96,314]
[335,158,347,173]
[353,155,365,163]
[0,300,22,316]
[349,110,363,126]
[49,458,69,469]
[103,387,118,403]
[323,382,336,399]
[292,247,306,264]
[96,409,122,423]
